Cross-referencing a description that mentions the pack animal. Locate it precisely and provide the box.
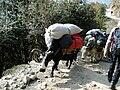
[39,40,80,77]
[81,37,96,62]
[81,36,103,62]
[40,23,83,77]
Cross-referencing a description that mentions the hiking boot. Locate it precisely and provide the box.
[110,82,116,90]
[110,85,116,90]
[108,72,112,83]
[108,77,112,83]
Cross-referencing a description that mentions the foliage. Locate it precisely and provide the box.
[95,4,107,30]
[0,0,31,77]
[49,2,97,30]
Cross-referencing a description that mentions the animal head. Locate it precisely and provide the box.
[86,37,96,49]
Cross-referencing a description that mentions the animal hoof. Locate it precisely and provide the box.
[66,63,68,67]
[55,68,59,71]
[81,58,86,62]
[68,67,70,69]
[81,58,85,60]
[40,68,45,72]
[50,73,54,77]
[90,60,98,63]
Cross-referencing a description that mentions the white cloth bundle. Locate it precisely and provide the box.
[44,32,53,48]
[46,23,82,39]
[64,23,82,35]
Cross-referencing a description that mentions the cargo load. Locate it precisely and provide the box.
[45,23,82,39]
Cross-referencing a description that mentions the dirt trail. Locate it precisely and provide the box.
[2,54,120,90]
[25,57,120,90]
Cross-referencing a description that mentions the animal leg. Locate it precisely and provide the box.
[68,59,73,69]
[81,46,86,59]
[90,55,93,62]
[90,55,98,63]
[55,65,59,71]
[50,60,60,77]
[40,51,53,72]
[66,60,69,67]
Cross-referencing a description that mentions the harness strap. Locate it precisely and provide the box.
[53,47,61,56]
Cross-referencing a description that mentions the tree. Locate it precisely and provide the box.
[0,0,30,77]
[95,4,107,30]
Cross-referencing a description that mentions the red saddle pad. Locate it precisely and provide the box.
[69,34,84,49]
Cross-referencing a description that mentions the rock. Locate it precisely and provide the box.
[12,84,19,88]
[3,87,9,90]
[2,75,13,80]
[44,75,48,78]
[93,69,102,74]
[12,77,17,81]
[20,83,26,89]
[40,82,47,89]
[78,88,88,90]
[34,82,47,90]
[47,78,56,83]
[0,80,9,88]
[30,71,35,75]
[86,81,109,90]
[9,79,16,85]
[20,73,25,78]
[25,68,32,74]
[29,75,37,80]
[23,75,30,84]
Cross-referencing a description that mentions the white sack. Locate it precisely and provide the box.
[46,23,68,39]
[46,23,82,39]
[64,23,82,35]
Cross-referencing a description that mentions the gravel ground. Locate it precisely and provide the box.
[2,55,120,90]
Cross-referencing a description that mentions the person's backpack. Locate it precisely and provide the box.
[112,27,120,55]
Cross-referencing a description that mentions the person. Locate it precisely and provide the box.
[104,21,120,90]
